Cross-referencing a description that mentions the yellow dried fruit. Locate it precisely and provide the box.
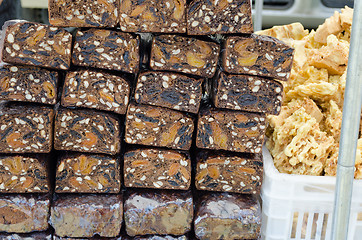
[234,39,252,54]
[85,179,99,189]
[6,132,25,149]
[245,130,260,138]
[94,30,110,38]
[238,166,256,175]
[97,175,109,186]
[87,95,98,103]
[98,0,112,9]
[152,45,165,60]
[74,155,98,175]
[0,77,10,90]
[179,166,190,180]
[132,160,151,167]
[186,52,205,68]
[160,122,181,146]
[49,18,65,26]
[142,11,157,21]
[53,43,66,55]
[82,132,98,148]
[132,121,146,129]
[207,157,226,164]
[211,122,228,149]
[146,108,161,117]
[169,163,180,176]
[69,177,83,189]
[43,82,55,98]
[21,177,34,189]
[237,54,258,67]
[196,41,212,56]
[173,0,185,20]
[130,5,147,17]
[208,166,220,179]
[26,29,46,46]
[196,169,208,181]
[3,156,23,175]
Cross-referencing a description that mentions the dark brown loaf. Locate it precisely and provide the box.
[187,0,253,35]
[0,155,50,193]
[2,22,72,70]
[55,153,121,193]
[54,108,121,155]
[0,65,58,105]
[195,151,263,194]
[50,194,123,238]
[150,35,219,78]
[194,192,261,240]
[124,148,191,190]
[124,190,193,236]
[0,105,54,153]
[213,72,283,115]
[72,29,140,73]
[61,70,130,114]
[222,34,294,81]
[135,71,203,114]
[196,107,266,153]
[119,0,187,33]
[0,194,50,233]
[48,0,119,27]
[125,103,194,150]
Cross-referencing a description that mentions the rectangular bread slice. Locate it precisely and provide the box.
[195,151,263,194]
[61,70,130,114]
[0,155,50,193]
[124,190,193,236]
[54,108,121,155]
[222,34,294,81]
[125,103,194,150]
[48,0,119,27]
[213,72,283,115]
[194,192,261,240]
[0,105,54,153]
[2,22,72,70]
[55,153,121,193]
[119,0,186,33]
[124,148,191,190]
[50,194,123,238]
[187,0,253,35]
[0,65,58,105]
[0,194,50,233]
[196,107,266,153]
[72,29,140,73]
[150,35,219,78]
[135,71,203,114]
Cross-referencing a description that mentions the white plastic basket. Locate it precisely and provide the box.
[261,146,362,240]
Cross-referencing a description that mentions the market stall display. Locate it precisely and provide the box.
[0,0,297,238]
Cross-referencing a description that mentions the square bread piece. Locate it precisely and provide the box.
[0,105,54,153]
[0,155,50,193]
[124,190,193,236]
[222,34,294,81]
[55,153,121,193]
[50,194,123,238]
[195,151,263,194]
[124,148,191,190]
[150,35,219,78]
[119,0,186,33]
[194,192,261,240]
[0,194,50,233]
[2,22,72,70]
[0,65,58,105]
[135,71,203,114]
[61,70,130,114]
[187,0,253,35]
[49,0,119,27]
[54,108,121,155]
[213,72,283,115]
[125,103,194,150]
[72,28,140,73]
[196,107,266,153]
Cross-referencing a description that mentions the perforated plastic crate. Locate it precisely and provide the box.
[261,146,362,240]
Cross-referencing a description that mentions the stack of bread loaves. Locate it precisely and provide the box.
[0,0,293,239]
